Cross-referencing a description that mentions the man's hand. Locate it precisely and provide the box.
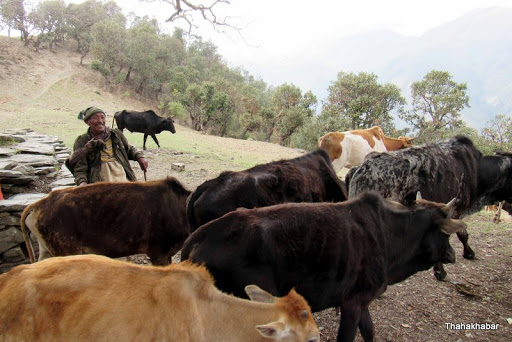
[84,138,105,152]
[138,157,148,172]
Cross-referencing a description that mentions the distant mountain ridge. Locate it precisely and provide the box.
[303,7,512,129]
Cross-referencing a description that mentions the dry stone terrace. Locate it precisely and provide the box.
[0,129,75,273]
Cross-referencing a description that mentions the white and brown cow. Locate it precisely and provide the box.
[0,255,320,342]
[318,126,414,173]
[20,177,191,265]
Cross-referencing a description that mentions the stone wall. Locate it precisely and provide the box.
[0,129,74,273]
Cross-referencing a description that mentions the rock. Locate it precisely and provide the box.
[0,215,21,226]
[11,164,35,175]
[7,154,59,167]
[0,227,24,254]
[13,141,56,155]
[0,193,47,212]
[50,177,75,188]
[171,163,185,171]
[2,246,26,263]
[0,147,16,157]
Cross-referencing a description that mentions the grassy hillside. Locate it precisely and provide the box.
[0,36,304,189]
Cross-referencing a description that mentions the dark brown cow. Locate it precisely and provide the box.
[181,192,466,342]
[20,177,191,265]
[186,149,348,231]
[345,136,512,280]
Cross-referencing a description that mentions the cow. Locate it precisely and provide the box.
[181,192,466,342]
[345,136,512,280]
[0,255,320,342]
[20,177,191,266]
[318,126,414,173]
[113,109,176,150]
[186,148,348,231]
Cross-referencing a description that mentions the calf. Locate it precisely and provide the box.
[346,137,512,280]
[21,177,191,265]
[181,192,466,342]
[0,255,320,342]
[187,149,347,231]
[113,109,176,150]
[318,126,413,173]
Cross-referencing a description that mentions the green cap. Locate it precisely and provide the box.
[78,106,104,122]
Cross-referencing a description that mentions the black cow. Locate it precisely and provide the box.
[186,148,348,231]
[113,110,176,150]
[345,136,512,280]
[181,192,466,342]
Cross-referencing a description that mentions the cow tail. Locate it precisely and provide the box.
[20,204,36,263]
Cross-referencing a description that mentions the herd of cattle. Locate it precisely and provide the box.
[1,126,511,342]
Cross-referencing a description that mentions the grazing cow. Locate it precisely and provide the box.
[20,177,191,265]
[182,192,466,342]
[0,255,320,342]
[186,149,348,231]
[318,126,414,173]
[346,136,512,280]
[113,109,176,150]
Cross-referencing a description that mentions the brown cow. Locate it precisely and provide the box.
[0,255,320,342]
[21,177,191,265]
[318,126,413,173]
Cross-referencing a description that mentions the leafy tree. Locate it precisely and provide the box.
[31,0,66,51]
[322,71,405,133]
[266,84,317,145]
[400,70,469,143]
[90,18,127,88]
[126,17,160,94]
[0,0,33,44]
[481,114,512,153]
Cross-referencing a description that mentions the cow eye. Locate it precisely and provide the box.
[300,309,308,319]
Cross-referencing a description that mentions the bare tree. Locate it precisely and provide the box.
[142,0,239,33]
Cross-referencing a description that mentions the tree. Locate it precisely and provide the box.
[265,84,317,145]
[481,114,512,153]
[90,18,127,88]
[0,0,33,44]
[31,0,66,51]
[400,70,469,143]
[322,71,405,133]
[142,0,239,34]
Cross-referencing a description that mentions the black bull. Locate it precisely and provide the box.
[113,110,176,150]
[346,135,512,280]
[186,148,348,231]
[181,192,466,342]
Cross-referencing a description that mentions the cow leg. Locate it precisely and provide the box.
[433,262,447,281]
[457,228,475,259]
[143,134,148,150]
[37,241,52,261]
[358,307,375,342]
[337,302,363,342]
[150,134,160,148]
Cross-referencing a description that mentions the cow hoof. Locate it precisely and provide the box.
[434,269,447,281]
[463,250,475,260]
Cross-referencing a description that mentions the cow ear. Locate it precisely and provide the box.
[441,197,457,218]
[255,322,286,339]
[440,219,467,235]
[245,285,275,303]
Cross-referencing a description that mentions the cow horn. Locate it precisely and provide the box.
[441,198,457,218]
[416,191,422,200]
[440,219,467,235]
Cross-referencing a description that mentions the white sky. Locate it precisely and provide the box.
[114,0,512,72]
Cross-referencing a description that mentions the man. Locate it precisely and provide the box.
[70,106,148,186]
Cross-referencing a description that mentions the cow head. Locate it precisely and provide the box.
[162,117,176,134]
[245,285,320,342]
[398,136,415,147]
[414,195,467,265]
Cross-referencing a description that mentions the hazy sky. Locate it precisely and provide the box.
[114,0,512,76]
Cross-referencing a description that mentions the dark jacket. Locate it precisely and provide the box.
[72,128,143,185]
